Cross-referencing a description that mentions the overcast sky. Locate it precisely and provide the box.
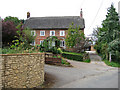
[0,0,119,36]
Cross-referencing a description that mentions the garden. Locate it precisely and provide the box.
[1,16,90,67]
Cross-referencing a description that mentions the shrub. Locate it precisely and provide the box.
[62,52,83,61]
[61,59,70,65]
[57,48,63,54]
[83,59,91,63]
[2,48,19,54]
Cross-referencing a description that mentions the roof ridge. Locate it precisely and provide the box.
[29,16,80,19]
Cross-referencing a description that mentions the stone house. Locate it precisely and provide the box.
[24,10,85,49]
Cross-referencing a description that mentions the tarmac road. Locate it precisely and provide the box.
[44,62,118,88]
[43,52,119,88]
[59,69,119,88]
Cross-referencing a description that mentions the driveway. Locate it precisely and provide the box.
[44,60,118,88]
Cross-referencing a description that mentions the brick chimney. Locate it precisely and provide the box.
[80,8,83,18]
[27,12,30,18]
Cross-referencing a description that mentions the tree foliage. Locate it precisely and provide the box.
[2,21,17,46]
[4,16,21,26]
[65,23,85,52]
[13,26,36,49]
[2,16,24,47]
[93,4,120,62]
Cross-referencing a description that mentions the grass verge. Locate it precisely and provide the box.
[103,59,120,67]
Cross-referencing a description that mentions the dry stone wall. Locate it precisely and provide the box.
[0,53,45,88]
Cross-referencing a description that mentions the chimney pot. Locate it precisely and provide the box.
[27,12,30,18]
[80,8,83,18]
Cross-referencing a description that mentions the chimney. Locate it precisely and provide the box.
[80,8,83,18]
[27,12,30,18]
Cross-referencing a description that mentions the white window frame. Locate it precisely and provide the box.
[50,31,55,36]
[60,40,65,47]
[31,40,35,46]
[60,31,65,36]
[40,31,45,36]
[40,40,44,45]
[52,41,55,46]
[31,30,36,36]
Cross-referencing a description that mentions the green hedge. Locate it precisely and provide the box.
[62,52,83,61]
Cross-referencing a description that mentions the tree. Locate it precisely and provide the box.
[2,21,17,47]
[65,23,85,52]
[4,16,21,26]
[13,25,36,50]
[93,4,120,62]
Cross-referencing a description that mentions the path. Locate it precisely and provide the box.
[87,51,106,65]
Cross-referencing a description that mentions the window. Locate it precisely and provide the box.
[31,40,35,46]
[31,30,36,36]
[52,41,55,46]
[40,40,44,45]
[50,31,55,36]
[60,40,65,47]
[60,31,65,36]
[40,31,45,36]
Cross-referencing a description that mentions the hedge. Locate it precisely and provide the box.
[62,52,83,61]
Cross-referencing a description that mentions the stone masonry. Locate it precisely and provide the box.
[0,53,45,88]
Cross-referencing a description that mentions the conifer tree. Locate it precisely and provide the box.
[94,4,120,62]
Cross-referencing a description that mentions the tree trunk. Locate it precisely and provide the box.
[109,52,112,62]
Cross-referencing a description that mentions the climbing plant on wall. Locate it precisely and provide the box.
[41,36,60,53]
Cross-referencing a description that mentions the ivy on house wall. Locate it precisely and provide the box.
[41,36,60,52]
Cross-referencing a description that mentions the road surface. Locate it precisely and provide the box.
[44,61,118,88]
[59,69,118,88]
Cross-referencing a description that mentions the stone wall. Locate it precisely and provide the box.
[0,53,45,88]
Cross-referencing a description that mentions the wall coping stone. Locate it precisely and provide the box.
[0,53,45,56]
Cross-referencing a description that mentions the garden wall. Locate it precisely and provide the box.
[45,58,61,65]
[45,53,62,65]
[0,53,45,88]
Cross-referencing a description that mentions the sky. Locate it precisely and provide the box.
[0,0,120,36]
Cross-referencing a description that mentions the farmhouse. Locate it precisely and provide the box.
[24,10,85,49]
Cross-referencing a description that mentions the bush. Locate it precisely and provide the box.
[1,46,40,54]
[47,47,60,54]
[57,48,63,54]
[61,59,70,65]
[2,48,19,54]
[83,59,91,63]
[62,52,83,61]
